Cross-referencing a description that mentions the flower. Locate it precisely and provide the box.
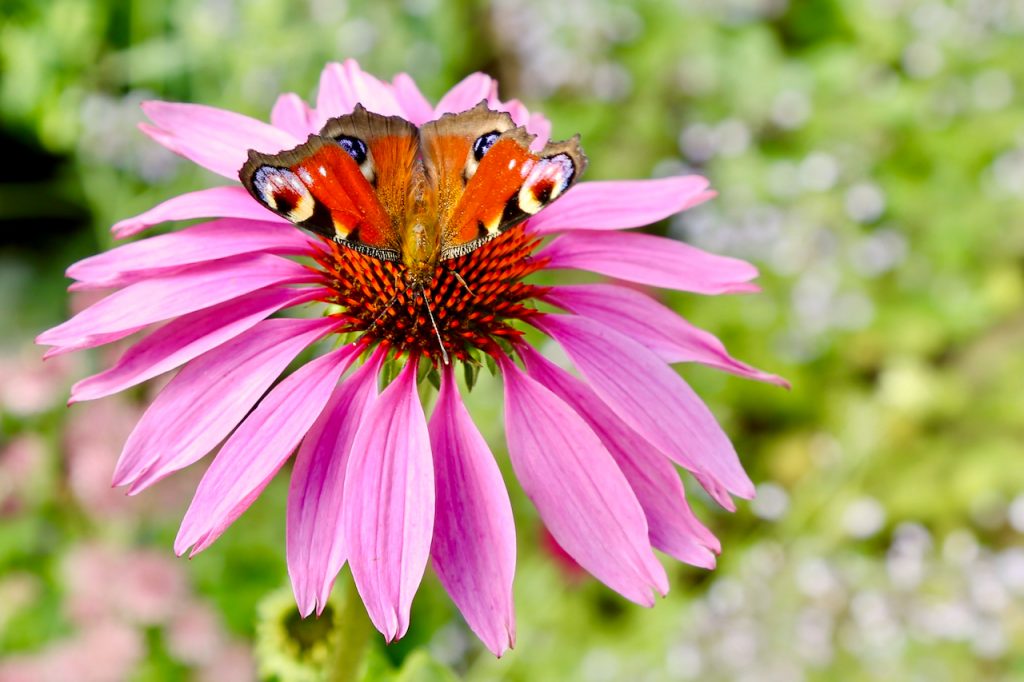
[37,60,786,656]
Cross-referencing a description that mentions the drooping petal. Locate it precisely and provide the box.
[111,186,283,239]
[70,287,323,403]
[176,344,360,556]
[543,283,788,387]
[343,360,434,642]
[434,73,496,116]
[314,59,403,126]
[271,93,317,138]
[70,219,315,289]
[287,348,385,617]
[429,365,516,656]
[497,355,668,606]
[519,345,720,567]
[533,314,754,507]
[37,255,318,350]
[140,101,300,180]
[528,176,714,235]
[537,230,760,296]
[42,327,144,359]
[112,316,340,492]
[392,73,435,125]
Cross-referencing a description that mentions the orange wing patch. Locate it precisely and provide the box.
[293,144,392,243]
[435,130,587,260]
[443,135,538,245]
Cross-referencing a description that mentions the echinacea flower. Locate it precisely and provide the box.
[38,60,786,656]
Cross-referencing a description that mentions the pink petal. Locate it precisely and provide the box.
[526,112,551,150]
[496,98,530,128]
[343,360,434,642]
[314,60,403,127]
[538,230,760,295]
[429,365,516,656]
[70,286,322,403]
[287,348,385,617]
[486,98,551,149]
[70,219,315,289]
[112,316,339,492]
[37,255,318,349]
[41,327,144,359]
[271,93,317,138]
[176,344,360,556]
[519,345,720,567]
[528,176,715,235]
[533,314,754,507]
[497,355,668,606]
[141,101,300,180]
[392,73,435,125]
[434,73,497,116]
[111,186,284,239]
[543,284,788,387]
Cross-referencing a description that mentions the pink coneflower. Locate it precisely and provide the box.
[38,60,785,656]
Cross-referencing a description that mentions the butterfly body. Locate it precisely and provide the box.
[399,161,442,286]
[240,102,586,288]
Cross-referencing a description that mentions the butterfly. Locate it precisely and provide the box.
[239,101,587,289]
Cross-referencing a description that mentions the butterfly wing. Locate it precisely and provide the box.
[239,105,418,261]
[419,102,587,260]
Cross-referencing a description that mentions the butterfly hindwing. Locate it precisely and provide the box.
[239,105,418,260]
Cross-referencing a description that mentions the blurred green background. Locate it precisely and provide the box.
[2,0,1023,680]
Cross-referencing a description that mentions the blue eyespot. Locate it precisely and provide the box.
[473,131,501,161]
[335,135,368,165]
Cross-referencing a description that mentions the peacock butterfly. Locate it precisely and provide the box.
[239,101,587,288]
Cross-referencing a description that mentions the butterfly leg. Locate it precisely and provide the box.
[447,266,476,298]
[367,285,403,331]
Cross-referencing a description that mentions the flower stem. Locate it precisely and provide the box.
[326,569,374,682]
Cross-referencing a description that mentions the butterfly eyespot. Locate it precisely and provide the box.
[518,153,575,215]
[252,166,315,222]
[472,131,501,161]
[335,135,369,165]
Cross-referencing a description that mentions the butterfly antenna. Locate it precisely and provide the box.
[419,285,449,366]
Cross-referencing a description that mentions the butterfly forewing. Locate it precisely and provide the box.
[435,132,536,253]
[319,107,420,247]
[419,102,518,235]
[420,103,587,260]
[239,105,418,260]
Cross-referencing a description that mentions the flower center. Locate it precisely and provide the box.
[315,226,547,363]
